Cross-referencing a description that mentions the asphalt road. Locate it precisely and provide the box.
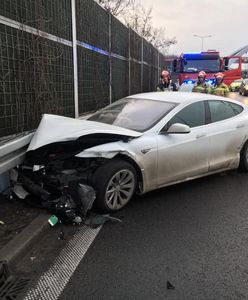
[18,92,248,300]
[57,170,248,300]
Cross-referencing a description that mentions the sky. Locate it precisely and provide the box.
[141,0,247,56]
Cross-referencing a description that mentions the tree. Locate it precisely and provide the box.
[121,1,176,54]
[95,0,177,54]
[148,27,177,54]
[95,0,132,17]
[122,2,153,38]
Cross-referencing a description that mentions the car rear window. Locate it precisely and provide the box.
[208,100,243,123]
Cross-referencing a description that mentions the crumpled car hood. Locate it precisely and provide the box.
[28,114,142,151]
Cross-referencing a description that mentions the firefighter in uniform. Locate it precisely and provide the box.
[210,72,229,97]
[192,71,208,93]
[157,70,177,92]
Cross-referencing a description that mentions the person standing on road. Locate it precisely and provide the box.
[157,70,177,92]
[192,71,208,93]
[210,72,229,97]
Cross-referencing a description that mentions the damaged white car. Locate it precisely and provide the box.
[17,92,248,214]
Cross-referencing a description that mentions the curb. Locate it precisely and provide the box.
[0,213,50,267]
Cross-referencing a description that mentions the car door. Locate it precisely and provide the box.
[206,100,246,171]
[156,101,209,187]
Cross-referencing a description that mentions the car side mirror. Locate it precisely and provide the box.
[166,123,191,134]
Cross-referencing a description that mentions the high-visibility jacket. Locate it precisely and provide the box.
[192,82,208,94]
[209,83,229,97]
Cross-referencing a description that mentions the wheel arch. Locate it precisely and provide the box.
[114,154,144,193]
[239,138,248,171]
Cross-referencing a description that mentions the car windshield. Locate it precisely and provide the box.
[88,98,177,132]
[182,59,220,73]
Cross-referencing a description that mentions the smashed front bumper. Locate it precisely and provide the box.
[11,163,96,224]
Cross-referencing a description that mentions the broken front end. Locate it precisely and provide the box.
[12,134,133,223]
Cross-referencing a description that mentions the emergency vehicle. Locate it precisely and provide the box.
[173,51,242,86]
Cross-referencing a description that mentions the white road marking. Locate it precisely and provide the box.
[23,225,102,300]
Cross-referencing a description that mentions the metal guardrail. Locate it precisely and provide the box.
[0,132,34,175]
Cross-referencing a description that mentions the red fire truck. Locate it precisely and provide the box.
[173,51,242,86]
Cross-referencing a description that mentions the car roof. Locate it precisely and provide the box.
[127,92,229,104]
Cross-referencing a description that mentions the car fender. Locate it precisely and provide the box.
[76,138,157,193]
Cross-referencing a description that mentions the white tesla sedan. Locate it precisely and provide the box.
[24,92,248,212]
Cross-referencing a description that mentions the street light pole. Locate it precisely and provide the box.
[193,34,212,51]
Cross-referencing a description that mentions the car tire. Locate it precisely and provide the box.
[92,159,137,212]
[239,142,248,172]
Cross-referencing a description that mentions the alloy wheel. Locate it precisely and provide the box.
[105,169,135,210]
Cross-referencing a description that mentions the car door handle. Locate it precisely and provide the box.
[236,123,245,128]
[196,133,207,139]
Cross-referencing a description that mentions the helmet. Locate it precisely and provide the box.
[161,70,170,78]
[214,72,224,79]
[198,71,206,78]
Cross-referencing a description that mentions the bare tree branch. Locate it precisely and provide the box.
[95,0,177,54]
[121,1,177,54]
[95,0,132,16]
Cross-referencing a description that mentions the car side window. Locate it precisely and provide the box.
[166,101,205,129]
[208,100,243,123]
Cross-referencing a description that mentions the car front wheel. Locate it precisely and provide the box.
[92,159,137,212]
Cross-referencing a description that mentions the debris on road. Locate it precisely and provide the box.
[30,257,36,262]
[13,184,30,200]
[48,215,59,226]
[10,166,123,229]
[167,281,175,290]
[0,261,10,286]
[11,164,97,225]
[58,229,65,240]
[85,214,122,228]
[0,221,4,225]
[11,166,122,228]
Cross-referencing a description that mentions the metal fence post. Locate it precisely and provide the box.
[109,12,112,104]
[157,49,160,84]
[141,37,144,92]
[71,0,79,118]
[128,27,131,95]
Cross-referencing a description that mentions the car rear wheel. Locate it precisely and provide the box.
[239,142,248,172]
[92,159,137,212]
